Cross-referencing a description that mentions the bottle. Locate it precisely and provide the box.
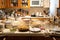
[31,12,36,17]
[36,12,39,17]
[39,12,42,16]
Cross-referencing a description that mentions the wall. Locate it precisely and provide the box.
[29,7,49,15]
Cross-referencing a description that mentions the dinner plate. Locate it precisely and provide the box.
[29,28,41,33]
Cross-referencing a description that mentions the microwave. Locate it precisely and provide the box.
[30,0,41,7]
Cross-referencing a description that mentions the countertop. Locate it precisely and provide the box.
[0,31,60,37]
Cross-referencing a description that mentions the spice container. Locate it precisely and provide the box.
[5,20,12,29]
[0,23,5,32]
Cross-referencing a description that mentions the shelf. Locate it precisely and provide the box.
[21,0,30,8]
[22,16,50,18]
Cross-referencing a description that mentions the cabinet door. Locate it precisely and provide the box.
[43,0,50,8]
[0,37,4,40]
[56,0,59,8]
[5,0,10,8]
[0,0,2,8]
[9,0,21,8]
[10,0,18,8]
[40,0,44,7]
[18,0,21,8]
[0,0,8,8]
[6,36,29,40]
[59,0,60,8]
[31,36,53,40]
[1,0,6,8]
[21,0,30,8]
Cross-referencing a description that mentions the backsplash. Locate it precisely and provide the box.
[0,7,49,17]
[29,7,49,15]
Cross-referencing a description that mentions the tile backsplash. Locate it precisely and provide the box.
[29,7,49,15]
[0,7,49,16]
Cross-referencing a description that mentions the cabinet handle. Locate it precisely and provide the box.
[52,37,56,40]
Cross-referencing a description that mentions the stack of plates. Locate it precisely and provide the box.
[29,28,41,33]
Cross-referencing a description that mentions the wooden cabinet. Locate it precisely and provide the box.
[9,0,21,8]
[0,0,6,8]
[31,36,53,40]
[6,36,53,40]
[0,36,5,40]
[43,0,50,8]
[21,0,30,8]
[0,0,2,8]
[2,0,7,8]
[59,0,60,8]
[0,37,4,40]
[6,36,29,40]
[0,0,30,9]
[4,0,10,8]
[54,37,60,40]
[0,0,59,8]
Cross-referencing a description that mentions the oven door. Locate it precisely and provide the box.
[30,0,41,7]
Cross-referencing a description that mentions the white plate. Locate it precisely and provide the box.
[29,28,41,32]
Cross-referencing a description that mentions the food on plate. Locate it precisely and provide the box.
[18,20,29,32]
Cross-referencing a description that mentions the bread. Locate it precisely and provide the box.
[18,20,29,31]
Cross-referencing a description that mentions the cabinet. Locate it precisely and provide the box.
[0,0,2,8]
[21,0,30,8]
[6,0,30,9]
[0,0,30,9]
[0,0,6,8]
[6,36,53,40]
[56,0,59,8]
[31,36,53,40]
[0,37,4,40]
[1,0,6,8]
[6,36,29,40]
[0,35,5,40]
[40,0,44,7]
[43,0,59,8]
[9,0,21,8]
[59,0,60,8]
[5,0,10,8]
[43,0,50,8]
[54,37,60,40]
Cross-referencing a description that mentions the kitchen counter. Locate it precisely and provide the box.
[0,32,46,36]
[0,31,59,37]
[0,31,60,40]
[21,17,51,19]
